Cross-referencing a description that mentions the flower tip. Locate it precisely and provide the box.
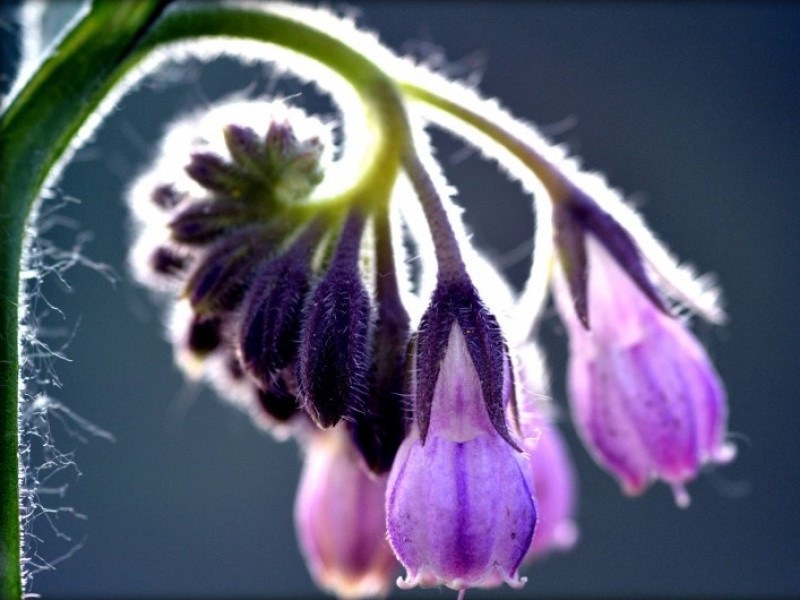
[395,572,423,591]
[620,479,648,499]
[574,297,590,331]
[671,484,691,509]
[713,441,737,465]
[551,520,580,551]
[319,571,392,600]
[504,572,528,590]
[395,567,526,592]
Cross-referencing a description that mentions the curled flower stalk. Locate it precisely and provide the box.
[0,2,736,598]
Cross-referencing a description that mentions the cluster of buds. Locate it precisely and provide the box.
[127,95,731,597]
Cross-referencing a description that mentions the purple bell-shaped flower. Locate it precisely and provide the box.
[295,426,398,599]
[555,237,735,506]
[386,281,536,590]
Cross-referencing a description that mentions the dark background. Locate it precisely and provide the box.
[2,2,799,599]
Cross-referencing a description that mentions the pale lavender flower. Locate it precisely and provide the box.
[524,422,578,557]
[515,345,579,560]
[386,282,536,590]
[555,237,735,506]
[295,426,398,599]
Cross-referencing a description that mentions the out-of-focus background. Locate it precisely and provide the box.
[2,2,799,598]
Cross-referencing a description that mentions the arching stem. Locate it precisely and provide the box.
[1,3,412,597]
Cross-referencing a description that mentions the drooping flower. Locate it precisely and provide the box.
[515,344,579,560]
[554,234,735,506]
[295,426,398,599]
[386,280,536,590]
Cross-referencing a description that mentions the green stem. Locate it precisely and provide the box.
[1,3,412,597]
[399,82,570,203]
[1,3,173,596]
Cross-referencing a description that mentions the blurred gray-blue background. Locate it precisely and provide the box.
[2,2,799,598]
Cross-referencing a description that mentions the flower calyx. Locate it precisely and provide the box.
[414,278,519,450]
[187,120,323,208]
[553,185,668,329]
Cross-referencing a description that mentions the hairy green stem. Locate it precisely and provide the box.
[1,3,173,596]
[399,82,570,202]
[0,2,412,597]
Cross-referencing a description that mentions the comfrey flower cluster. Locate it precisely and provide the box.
[125,14,732,598]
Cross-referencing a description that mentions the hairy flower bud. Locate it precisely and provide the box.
[555,238,734,506]
[150,183,185,211]
[184,225,274,316]
[186,313,222,358]
[185,118,323,208]
[238,250,312,389]
[256,369,300,423]
[262,121,325,204]
[295,427,398,599]
[297,213,372,428]
[348,294,410,473]
[127,99,332,438]
[168,199,251,246]
[414,279,518,449]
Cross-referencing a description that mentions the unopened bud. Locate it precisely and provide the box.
[295,427,398,598]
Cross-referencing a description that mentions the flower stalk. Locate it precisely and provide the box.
[1,3,174,596]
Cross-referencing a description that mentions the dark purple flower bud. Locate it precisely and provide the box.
[238,253,311,389]
[223,124,265,172]
[185,151,249,196]
[261,121,325,204]
[184,226,273,316]
[187,314,222,356]
[415,279,518,449]
[265,120,298,163]
[348,305,410,473]
[553,185,667,328]
[298,213,372,428]
[168,199,249,246]
[150,183,184,211]
[150,246,189,277]
[256,371,300,423]
[343,211,411,473]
